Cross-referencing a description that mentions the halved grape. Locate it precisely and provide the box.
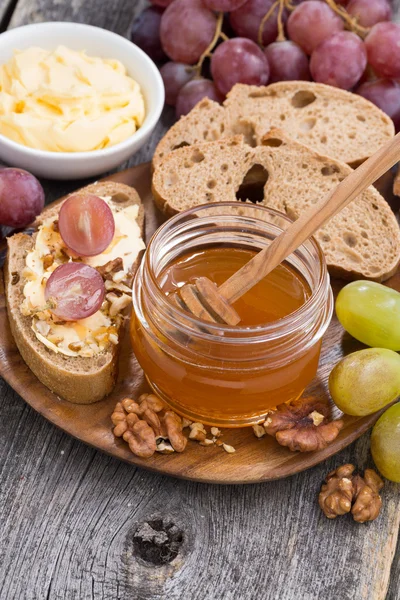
[160,62,195,106]
[329,348,400,416]
[160,0,217,65]
[347,0,391,27]
[365,22,400,79]
[203,0,247,8]
[130,6,167,63]
[211,38,269,96]
[0,168,44,228]
[336,281,400,351]
[287,1,344,55]
[229,0,287,47]
[356,80,400,130]
[265,41,310,83]
[310,32,367,90]
[45,263,105,321]
[58,194,115,257]
[176,78,222,118]
[371,403,400,482]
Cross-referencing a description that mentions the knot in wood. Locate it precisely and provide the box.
[132,519,184,566]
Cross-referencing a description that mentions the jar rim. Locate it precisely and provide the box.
[143,202,329,339]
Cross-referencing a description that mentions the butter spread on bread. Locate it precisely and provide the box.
[21,197,144,358]
[5,181,145,404]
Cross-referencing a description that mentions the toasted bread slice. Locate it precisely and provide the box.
[152,131,400,282]
[5,181,144,404]
[153,82,394,169]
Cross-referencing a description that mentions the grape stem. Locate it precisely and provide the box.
[324,0,370,38]
[276,1,286,42]
[257,0,370,49]
[258,1,279,46]
[258,0,297,46]
[195,12,225,75]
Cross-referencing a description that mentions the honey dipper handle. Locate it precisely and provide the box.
[218,131,400,305]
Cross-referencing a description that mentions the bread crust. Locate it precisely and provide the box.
[152,131,400,283]
[5,182,144,404]
[153,81,395,170]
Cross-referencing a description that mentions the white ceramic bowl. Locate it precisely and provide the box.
[0,22,164,179]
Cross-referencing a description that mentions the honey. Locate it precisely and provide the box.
[160,247,311,327]
[131,203,333,427]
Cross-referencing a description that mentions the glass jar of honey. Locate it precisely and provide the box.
[131,204,333,427]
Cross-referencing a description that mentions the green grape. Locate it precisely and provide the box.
[329,348,400,416]
[336,281,400,350]
[371,403,400,483]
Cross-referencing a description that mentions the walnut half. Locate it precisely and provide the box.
[352,469,384,523]
[112,394,188,458]
[319,464,355,519]
[319,464,384,523]
[263,397,344,452]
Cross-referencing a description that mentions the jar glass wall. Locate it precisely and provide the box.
[131,204,333,427]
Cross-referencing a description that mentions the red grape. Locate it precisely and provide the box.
[365,22,400,80]
[265,41,311,83]
[211,38,269,96]
[130,6,166,63]
[310,31,367,90]
[160,0,217,65]
[357,80,400,130]
[229,0,287,47]
[58,194,115,257]
[346,0,391,27]
[287,1,344,55]
[150,0,174,6]
[160,62,195,106]
[176,79,222,118]
[0,168,44,228]
[203,0,247,8]
[45,263,105,321]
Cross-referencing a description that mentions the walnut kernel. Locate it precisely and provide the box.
[189,422,207,441]
[222,443,236,454]
[106,292,132,317]
[264,397,343,452]
[252,424,266,438]
[319,464,384,523]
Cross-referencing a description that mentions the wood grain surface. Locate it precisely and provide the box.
[0,1,399,599]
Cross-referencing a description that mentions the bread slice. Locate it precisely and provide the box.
[152,130,400,282]
[153,82,394,169]
[4,182,144,404]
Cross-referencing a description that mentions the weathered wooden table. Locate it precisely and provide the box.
[0,1,399,598]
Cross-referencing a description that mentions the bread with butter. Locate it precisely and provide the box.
[153,81,395,169]
[5,181,144,404]
[152,130,400,282]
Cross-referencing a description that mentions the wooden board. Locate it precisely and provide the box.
[0,161,396,484]
[1,1,400,598]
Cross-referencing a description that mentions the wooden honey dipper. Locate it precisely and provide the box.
[175,131,400,326]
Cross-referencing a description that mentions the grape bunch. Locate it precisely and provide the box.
[130,0,400,130]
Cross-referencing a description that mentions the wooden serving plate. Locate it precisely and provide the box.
[0,163,398,484]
